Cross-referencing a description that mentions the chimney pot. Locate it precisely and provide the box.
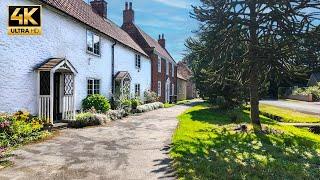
[123,2,134,24]
[90,0,108,19]
[158,33,166,48]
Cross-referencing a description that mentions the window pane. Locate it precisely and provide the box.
[93,35,100,55]
[87,31,93,52]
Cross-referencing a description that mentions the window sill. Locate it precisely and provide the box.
[86,51,101,57]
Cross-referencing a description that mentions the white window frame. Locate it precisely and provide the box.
[166,60,169,75]
[87,78,100,95]
[135,84,141,96]
[172,83,174,96]
[86,30,101,56]
[158,81,161,97]
[135,54,141,69]
[158,57,161,73]
[172,64,175,77]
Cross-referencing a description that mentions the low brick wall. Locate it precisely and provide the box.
[287,94,313,102]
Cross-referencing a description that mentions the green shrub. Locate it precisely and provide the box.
[136,102,164,113]
[292,83,320,101]
[131,98,141,109]
[82,94,111,113]
[68,112,109,128]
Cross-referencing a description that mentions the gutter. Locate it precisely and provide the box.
[112,40,117,95]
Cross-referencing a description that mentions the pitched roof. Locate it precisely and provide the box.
[114,71,131,80]
[34,58,78,73]
[41,0,147,56]
[177,73,187,81]
[177,61,192,80]
[135,26,175,62]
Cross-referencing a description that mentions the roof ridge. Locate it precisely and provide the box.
[134,25,175,62]
[41,0,148,56]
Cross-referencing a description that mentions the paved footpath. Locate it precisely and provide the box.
[0,104,192,180]
[260,100,320,115]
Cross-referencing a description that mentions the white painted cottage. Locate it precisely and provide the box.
[0,0,151,124]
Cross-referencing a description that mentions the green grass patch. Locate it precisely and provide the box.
[259,104,320,123]
[164,103,176,108]
[171,103,320,179]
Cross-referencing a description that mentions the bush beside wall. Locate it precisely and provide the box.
[136,102,164,113]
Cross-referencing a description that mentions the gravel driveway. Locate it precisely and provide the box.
[0,105,192,180]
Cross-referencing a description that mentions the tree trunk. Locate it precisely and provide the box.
[249,0,262,131]
[249,65,262,131]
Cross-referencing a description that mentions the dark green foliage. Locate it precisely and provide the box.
[187,0,320,129]
[82,94,111,113]
[131,98,141,110]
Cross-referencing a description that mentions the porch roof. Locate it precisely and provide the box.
[114,71,131,81]
[34,58,78,73]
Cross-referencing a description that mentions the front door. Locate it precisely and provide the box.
[53,73,61,122]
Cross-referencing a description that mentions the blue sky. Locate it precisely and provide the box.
[105,0,200,61]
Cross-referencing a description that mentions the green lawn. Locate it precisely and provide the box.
[170,103,320,179]
[164,103,176,108]
[259,104,320,123]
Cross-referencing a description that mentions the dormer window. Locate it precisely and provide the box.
[87,30,100,56]
[135,54,141,69]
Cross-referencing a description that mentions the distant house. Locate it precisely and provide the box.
[177,62,197,100]
[121,2,177,103]
[177,73,187,101]
[308,73,320,86]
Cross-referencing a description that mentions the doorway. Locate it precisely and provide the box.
[53,72,62,122]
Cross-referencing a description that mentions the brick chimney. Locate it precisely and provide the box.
[158,34,166,48]
[90,0,108,19]
[123,2,134,24]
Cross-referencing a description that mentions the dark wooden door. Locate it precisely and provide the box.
[53,73,61,122]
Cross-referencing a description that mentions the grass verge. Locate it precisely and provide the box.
[164,103,176,108]
[170,103,320,179]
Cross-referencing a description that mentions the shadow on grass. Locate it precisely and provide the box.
[172,104,320,179]
[171,129,320,179]
[186,107,276,125]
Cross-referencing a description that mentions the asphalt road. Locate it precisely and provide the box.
[0,104,192,180]
[260,100,320,115]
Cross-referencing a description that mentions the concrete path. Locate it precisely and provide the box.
[260,100,320,115]
[278,123,320,127]
[0,104,192,180]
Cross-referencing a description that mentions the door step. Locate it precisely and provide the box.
[53,123,68,130]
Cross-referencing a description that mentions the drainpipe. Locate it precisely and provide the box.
[111,39,117,95]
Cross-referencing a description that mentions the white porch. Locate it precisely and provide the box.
[35,58,77,124]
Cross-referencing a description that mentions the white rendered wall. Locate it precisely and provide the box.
[114,45,151,101]
[0,0,114,113]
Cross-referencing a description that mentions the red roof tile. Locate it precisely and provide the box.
[41,0,148,56]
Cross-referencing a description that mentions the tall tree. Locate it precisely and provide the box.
[190,0,320,131]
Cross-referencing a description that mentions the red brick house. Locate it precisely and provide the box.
[121,2,177,103]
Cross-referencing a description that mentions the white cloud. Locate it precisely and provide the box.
[151,0,191,9]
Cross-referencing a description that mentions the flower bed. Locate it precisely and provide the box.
[0,111,51,158]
